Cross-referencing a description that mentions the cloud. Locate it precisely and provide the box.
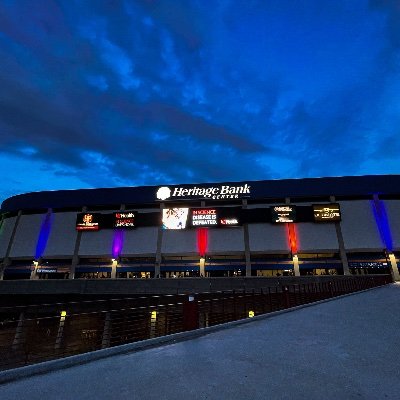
[0,0,400,206]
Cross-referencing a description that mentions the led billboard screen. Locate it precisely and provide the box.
[162,208,189,229]
[271,205,296,223]
[113,212,136,228]
[190,208,241,227]
[76,213,101,231]
[219,217,240,226]
[191,209,218,227]
[313,204,341,222]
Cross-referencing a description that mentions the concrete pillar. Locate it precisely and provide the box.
[292,254,300,277]
[0,210,22,280]
[388,253,400,282]
[200,201,206,277]
[101,312,112,349]
[12,312,25,350]
[110,203,126,279]
[285,198,300,277]
[55,311,67,350]
[149,310,157,338]
[330,196,350,275]
[70,206,87,279]
[242,199,251,277]
[30,260,39,280]
[111,260,118,279]
[155,203,164,278]
[199,257,205,276]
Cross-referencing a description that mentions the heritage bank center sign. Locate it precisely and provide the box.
[156,184,251,201]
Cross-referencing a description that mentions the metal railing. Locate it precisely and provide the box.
[0,275,392,371]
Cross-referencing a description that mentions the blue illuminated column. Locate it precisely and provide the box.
[372,195,399,281]
[32,209,53,279]
[35,210,53,259]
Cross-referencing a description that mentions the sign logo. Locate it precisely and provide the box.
[76,213,100,231]
[156,184,251,201]
[156,186,171,200]
[113,212,136,228]
[271,205,297,223]
[313,204,341,222]
[83,214,93,224]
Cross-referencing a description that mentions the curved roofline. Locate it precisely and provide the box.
[2,174,400,213]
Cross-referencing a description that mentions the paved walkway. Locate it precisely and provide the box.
[0,284,399,400]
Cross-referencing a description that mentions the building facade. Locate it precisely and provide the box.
[0,175,399,280]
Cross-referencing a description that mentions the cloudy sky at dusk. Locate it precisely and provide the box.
[0,0,400,205]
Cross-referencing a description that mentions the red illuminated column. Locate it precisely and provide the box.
[197,228,208,276]
[287,223,300,276]
[197,228,208,257]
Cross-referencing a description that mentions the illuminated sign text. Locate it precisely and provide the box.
[157,184,251,201]
[313,204,341,222]
[271,205,297,223]
[76,213,100,231]
[113,212,136,228]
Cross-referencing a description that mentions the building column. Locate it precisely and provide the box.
[0,210,22,280]
[199,257,205,276]
[101,312,112,349]
[155,202,164,278]
[242,199,251,277]
[69,206,87,279]
[55,311,67,350]
[12,311,25,350]
[111,203,126,279]
[388,253,400,282]
[372,194,399,281]
[30,260,40,280]
[292,254,300,276]
[330,196,350,275]
[285,197,300,277]
[111,259,117,279]
[199,201,207,277]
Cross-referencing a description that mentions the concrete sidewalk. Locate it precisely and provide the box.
[0,284,399,400]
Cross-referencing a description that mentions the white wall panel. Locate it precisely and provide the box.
[208,228,245,253]
[43,212,77,257]
[0,217,17,258]
[79,230,114,256]
[161,229,197,254]
[383,200,400,250]
[9,214,43,257]
[339,201,382,251]
[123,227,158,255]
[297,223,338,252]
[248,223,288,252]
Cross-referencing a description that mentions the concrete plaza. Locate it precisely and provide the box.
[0,284,399,399]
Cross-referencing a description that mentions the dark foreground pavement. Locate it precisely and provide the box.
[0,284,399,400]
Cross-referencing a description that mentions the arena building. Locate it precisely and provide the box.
[0,175,399,281]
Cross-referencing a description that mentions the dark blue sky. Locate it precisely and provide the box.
[1,0,399,205]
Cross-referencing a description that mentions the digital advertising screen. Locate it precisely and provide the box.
[190,208,241,227]
[76,213,101,231]
[219,216,240,226]
[113,212,136,228]
[191,208,218,227]
[313,204,341,222]
[162,208,189,229]
[271,205,297,223]
[218,207,241,226]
